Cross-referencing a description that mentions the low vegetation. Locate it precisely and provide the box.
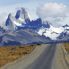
[0,45,35,67]
[64,43,69,53]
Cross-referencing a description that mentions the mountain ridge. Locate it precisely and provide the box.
[0,7,69,46]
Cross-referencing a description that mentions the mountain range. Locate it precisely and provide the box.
[0,7,69,46]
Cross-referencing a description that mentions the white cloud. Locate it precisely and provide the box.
[37,3,69,27]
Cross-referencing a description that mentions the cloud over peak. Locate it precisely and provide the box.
[37,3,68,17]
[37,3,69,26]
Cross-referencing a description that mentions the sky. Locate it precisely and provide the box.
[0,0,69,6]
[0,0,69,27]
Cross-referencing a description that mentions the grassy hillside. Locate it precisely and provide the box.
[0,45,35,67]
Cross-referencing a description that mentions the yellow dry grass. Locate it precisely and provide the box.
[64,43,69,52]
[0,45,35,67]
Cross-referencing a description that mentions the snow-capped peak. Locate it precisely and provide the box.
[15,8,30,24]
[62,24,69,34]
[5,8,31,31]
[5,13,12,26]
[5,13,16,31]
[62,24,69,30]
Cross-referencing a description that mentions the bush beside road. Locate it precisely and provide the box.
[62,43,69,67]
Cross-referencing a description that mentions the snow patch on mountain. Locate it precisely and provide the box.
[38,25,64,40]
